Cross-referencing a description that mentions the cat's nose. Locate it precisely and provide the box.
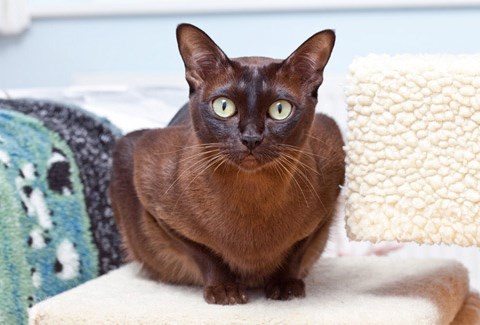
[241,134,263,151]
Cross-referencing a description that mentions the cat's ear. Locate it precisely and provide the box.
[280,29,335,95]
[176,24,231,90]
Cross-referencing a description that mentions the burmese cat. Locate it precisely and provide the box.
[110,23,345,305]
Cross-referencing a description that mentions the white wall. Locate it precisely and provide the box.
[1,7,480,88]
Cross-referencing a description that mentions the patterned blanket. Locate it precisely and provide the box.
[0,100,123,324]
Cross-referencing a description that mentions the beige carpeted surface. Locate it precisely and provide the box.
[29,257,479,325]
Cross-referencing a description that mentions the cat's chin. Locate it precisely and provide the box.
[228,151,275,173]
[239,154,261,170]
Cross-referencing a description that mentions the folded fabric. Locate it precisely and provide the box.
[345,54,480,247]
[0,109,97,324]
[29,257,479,324]
[0,99,124,274]
[0,100,124,323]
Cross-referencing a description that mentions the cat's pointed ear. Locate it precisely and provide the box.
[176,24,231,90]
[280,29,335,94]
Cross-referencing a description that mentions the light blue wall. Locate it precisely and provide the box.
[1,8,480,88]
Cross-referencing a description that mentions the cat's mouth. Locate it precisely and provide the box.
[240,154,259,169]
[224,148,276,171]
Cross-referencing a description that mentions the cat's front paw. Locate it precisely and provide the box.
[203,283,248,305]
[265,278,305,300]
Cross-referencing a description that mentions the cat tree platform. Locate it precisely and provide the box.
[29,257,479,324]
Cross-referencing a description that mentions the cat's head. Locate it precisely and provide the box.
[177,23,335,171]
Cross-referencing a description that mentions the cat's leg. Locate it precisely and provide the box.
[146,213,248,305]
[264,216,333,300]
[191,244,248,305]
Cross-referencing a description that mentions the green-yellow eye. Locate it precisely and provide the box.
[212,97,236,118]
[268,100,292,120]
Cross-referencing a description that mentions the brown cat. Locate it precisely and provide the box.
[109,23,345,305]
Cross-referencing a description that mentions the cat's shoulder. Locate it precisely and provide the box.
[310,113,345,157]
[132,126,191,192]
[134,126,190,160]
[113,129,149,167]
[312,113,342,140]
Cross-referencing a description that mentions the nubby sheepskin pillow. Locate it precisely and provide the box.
[345,54,480,247]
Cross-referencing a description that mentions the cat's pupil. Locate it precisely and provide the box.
[277,103,283,114]
[222,100,227,111]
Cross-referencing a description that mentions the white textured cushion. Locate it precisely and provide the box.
[345,54,480,247]
[29,257,469,324]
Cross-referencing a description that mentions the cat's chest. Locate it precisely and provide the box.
[161,170,325,254]
[143,140,329,258]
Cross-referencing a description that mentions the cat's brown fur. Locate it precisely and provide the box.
[110,24,345,305]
